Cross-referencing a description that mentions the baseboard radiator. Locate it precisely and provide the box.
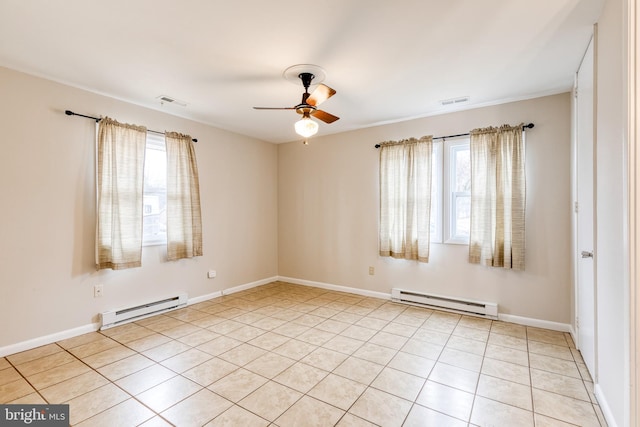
[391,288,498,319]
[100,293,188,330]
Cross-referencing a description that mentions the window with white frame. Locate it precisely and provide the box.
[431,136,471,244]
[142,134,167,246]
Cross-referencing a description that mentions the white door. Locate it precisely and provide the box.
[576,37,596,378]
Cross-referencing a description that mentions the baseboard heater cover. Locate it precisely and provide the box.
[100,293,188,330]
[391,288,498,319]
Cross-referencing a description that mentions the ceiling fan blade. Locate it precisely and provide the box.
[306,84,336,107]
[253,106,296,110]
[311,110,340,123]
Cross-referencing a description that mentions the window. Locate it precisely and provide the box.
[431,137,471,244]
[142,134,167,246]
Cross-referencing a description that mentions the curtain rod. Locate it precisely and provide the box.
[65,110,198,142]
[374,123,534,148]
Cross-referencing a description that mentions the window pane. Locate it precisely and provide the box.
[454,148,471,192]
[454,194,470,238]
[143,137,167,245]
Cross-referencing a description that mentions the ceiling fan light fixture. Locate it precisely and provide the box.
[295,115,319,138]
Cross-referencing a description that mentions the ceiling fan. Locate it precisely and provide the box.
[253,71,339,138]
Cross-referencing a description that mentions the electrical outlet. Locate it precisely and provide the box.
[368,266,375,275]
[94,284,103,298]
[208,270,217,279]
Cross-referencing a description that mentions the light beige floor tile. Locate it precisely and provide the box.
[270,323,310,339]
[422,319,457,334]
[136,375,202,413]
[6,343,63,365]
[252,316,287,331]
[0,358,9,370]
[226,325,267,342]
[218,343,266,366]
[491,321,527,339]
[485,343,529,366]
[139,416,174,427]
[336,413,378,427]
[8,392,47,404]
[529,353,581,379]
[532,388,600,427]
[162,323,202,339]
[413,327,451,345]
[208,368,268,402]
[15,351,76,377]
[354,316,389,330]
[160,347,212,373]
[401,338,444,360]
[382,321,418,337]
[207,319,245,335]
[273,338,318,360]
[238,381,302,422]
[275,395,344,427]
[527,327,569,346]
[534,413,578,426]
[162,388,233,426]
[0,378,35,403]
[190,315,226,329]
[393,313,427,327]
[57,332,105,350]
[96,353,154,381]
[353,342,396,365]
[66,383,129,425]
[177,329,220,347]
[416,380,474,422]
[404,403,468,427]
[301,347,349,371]
[75,397,154,427]
[429,362,479,393]
[458,316,492,330]
[182,357,238,387]
[273,362,328,393]
[205,404,269,427]
[438,347,483,372]
[531,368,590,401]
[197,336,243,356]
[340,325,378,341]
[293,314,326,328]
[476,373,533,410]
[101,322,146,337]
[453,325,490,342]
[248,331,292,350]
[271,309,303,322]
[27,359,92,389]
[40,370,109,403]
[370,366,425,401]
[594,403,607,426]
[529,340,574,361]
[481,357,531,386]
[109,325,155,344]
[308,373,366,411]
[316,319,351,334]
[333,311,364,325]
[244,352,296,379]
[0,367,22,386]
[488,332,528,351]
[368,331,409,350]
[388,351,436,378]
[334,357,384,385]
[125,333,172,352]
[322,335,365,355]
[446,335,487,356]
[296,328,336,346]
[82,345,136,369]
[115,363,176,395]
[471,395,534,427]
[349,387,412,427]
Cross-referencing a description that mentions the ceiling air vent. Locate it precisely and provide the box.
[156,95,187,107]
[440,96,470,106]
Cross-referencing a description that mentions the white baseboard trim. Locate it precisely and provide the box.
[498,313,572,333]
[223,276,279,296]
[278,276,391,300]
[594,384,619,427]
[188,291,223,305]
[0,323,100,358]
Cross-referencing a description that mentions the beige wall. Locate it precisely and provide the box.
[0,67,279,348]
[278,93,573,324]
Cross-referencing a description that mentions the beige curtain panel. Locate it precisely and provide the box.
[469,124,526,270]
[96,118,147,270]
[165,132,203,261]
[379,136,433,262]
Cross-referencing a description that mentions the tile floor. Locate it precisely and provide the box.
[0,281,608,426]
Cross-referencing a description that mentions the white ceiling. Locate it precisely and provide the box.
[0,0,603,143]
